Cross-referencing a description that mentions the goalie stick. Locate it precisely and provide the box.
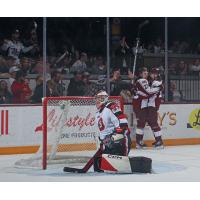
[63,146,103,173]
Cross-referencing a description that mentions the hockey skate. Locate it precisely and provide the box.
[136,141,147,149]
[152,140,164,149]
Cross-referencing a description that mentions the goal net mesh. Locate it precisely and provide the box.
[15,97,122,169]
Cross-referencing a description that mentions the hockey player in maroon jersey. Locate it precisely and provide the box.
[94,90,131,171]
[133,67,162,149]
[148,68,164,148]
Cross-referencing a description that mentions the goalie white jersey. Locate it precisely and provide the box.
[95,101,128,140]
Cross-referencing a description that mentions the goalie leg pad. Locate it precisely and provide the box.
[98,154,152,174]
[129,156,152,173]
[100,154,132,173]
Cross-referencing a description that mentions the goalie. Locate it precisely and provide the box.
[94,90,131,171]
[63,90,152,174]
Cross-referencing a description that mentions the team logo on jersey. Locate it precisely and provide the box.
[98,117,105,131]
[188,108,200,131]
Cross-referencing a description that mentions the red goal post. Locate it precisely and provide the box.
[42,96,124,170]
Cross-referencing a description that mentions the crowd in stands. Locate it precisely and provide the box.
[168,59,200,75]
[0,26,199,104]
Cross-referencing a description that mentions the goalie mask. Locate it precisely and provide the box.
[95,90,109,109]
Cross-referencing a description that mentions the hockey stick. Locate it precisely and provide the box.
[63,146,103,173]
[132,20,149,75]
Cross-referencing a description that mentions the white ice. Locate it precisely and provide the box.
[1,145,200,182]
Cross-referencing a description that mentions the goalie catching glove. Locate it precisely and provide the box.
[100,128,125,149]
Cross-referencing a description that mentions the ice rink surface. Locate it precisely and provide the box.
[1,145,200,182]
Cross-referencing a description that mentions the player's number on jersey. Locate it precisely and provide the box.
[98,118,105,131]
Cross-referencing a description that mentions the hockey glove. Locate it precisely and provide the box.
[112,128,125,144]
[101,135,114,148]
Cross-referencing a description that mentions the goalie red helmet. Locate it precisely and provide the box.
[95,90,109,109]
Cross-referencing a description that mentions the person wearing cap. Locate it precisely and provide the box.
[1,29,37,65]
[7,66,20,94]
[67,70,85,96]
[11,70,32,104]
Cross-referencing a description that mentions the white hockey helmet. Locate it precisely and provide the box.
[95,90,109,108]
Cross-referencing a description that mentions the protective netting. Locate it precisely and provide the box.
[15,97,122,169]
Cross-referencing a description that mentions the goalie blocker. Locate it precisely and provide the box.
[97,154,152,173]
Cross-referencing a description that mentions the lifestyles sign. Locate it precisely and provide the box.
[35,105,99,144]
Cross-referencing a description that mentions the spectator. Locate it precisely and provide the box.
[189,59,200,74]
[91,56,107,75]
[31,56,50,74]
[1,29,36,65]
[115,36,131,75]
[0,56,9,74]
[0,80,12,104]
[110,68,133,98]
[11,70,32,103]
[52,51,72,74]
[70,52,88,73]
[154,38,164,54]
[168,63,177,75]
[6,56,17,67]
[23,29,40,57]
[20,57,31,74]
[170,40,181,54]
[8,66,20,94]
[31,75,60,103]
[51,70,65,96]
[61,55,72,74]
[67,71,85,96]
[175,60,188,75]
[147,41,155,53]
[0,56,17,75]
[46,79,59,97]
[179,41,190,54]
[95,75,107,91]
[31,75,43,103]
[82,72,97,96]
[132,42,145,55]
[168,81,183,102]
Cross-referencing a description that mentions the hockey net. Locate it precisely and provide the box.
[15,96,123,169]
